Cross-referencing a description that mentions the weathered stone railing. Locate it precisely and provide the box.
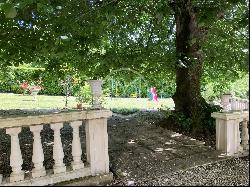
[0,109,112,186]
[220,93,249,112]
[212,93,249,156]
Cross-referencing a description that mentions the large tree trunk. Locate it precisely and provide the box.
[172,0,209,134]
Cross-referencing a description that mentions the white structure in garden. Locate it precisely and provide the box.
[211,92,249,156]
[0,80,112,186]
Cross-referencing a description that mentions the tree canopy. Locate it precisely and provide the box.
[1,0,247,78]
[0,0,249,131]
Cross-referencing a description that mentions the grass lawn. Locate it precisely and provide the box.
[0,93,174,110]
[103,97,175,110]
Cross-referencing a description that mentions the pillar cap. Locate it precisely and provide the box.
[211,111,249,120]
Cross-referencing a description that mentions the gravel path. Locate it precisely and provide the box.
[136,157,249,186]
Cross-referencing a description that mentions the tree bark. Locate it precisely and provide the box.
[172,0,209,134]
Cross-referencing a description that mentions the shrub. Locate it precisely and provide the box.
[111,108,140,115]
[0,66,83,96]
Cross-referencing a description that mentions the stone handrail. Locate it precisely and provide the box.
[220,93,249,112]
[0,109,112,186]
[211,93,249,156]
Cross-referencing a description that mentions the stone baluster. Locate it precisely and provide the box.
[238,99,241,110]
[234,99,238,110]
[241,119,249,150]
[242,100,245,110]
[237,120,243,152]
[0,174,2,184]
[230,98,234,110]
[237,99,240,110]
[240,100,244,111]
[243,100,247,110]
[231,98,237,110]
[70,121,84,170]
[243,100,246,110]
[50,123,66,174]
[30,125,46,178]
[6,127,24,182]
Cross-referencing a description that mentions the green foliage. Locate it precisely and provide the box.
[165,111,192,132]
[230,74,249,98]
[0,66,84,96]
[0,66,44,93]
[111,108,140,115]
[202,102,222,133]
[0,0,247,84]
[202,73,249,101]
[164,101,222,133]
[75,83,92,104]
[0,0,248,133]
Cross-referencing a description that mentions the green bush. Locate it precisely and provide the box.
[111,108,140,115]
[0,66,82,96]
[0,66,44,93]
[164,111,192,132]
[75,83,92,104]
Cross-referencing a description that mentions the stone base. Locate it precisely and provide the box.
[72,163,85,170]
[10,171,24,182]
[243,144,249,150]
[55,172,113,186]
[2,167,92,186]
[53,166,67,174]
[32,168,46,178]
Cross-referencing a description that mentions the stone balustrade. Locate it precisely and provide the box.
[220,93,249,112]
[0,109,112,186]
[212,93,249,156]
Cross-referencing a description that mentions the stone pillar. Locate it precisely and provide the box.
[70,121,84,170]
[0,174,2,184]
[30,125,46,178]
[6,127,24,182]
[241,118,249,150]
[85,118,109,175]
[211,112,241,155]
[50,123,66,174]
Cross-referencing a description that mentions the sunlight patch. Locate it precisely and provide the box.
[198,141,205,145]
[171,133,182,137]
[164,148,177,153]
[44,142,54,146]
[127,181,134,186]
[128,140,135,144]
[165,141,172,145]
[218,153,227,158]
[154,148,164,152]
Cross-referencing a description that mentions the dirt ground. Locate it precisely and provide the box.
[107,111,241,186]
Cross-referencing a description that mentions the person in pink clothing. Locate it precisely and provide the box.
[151,87,158,102]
